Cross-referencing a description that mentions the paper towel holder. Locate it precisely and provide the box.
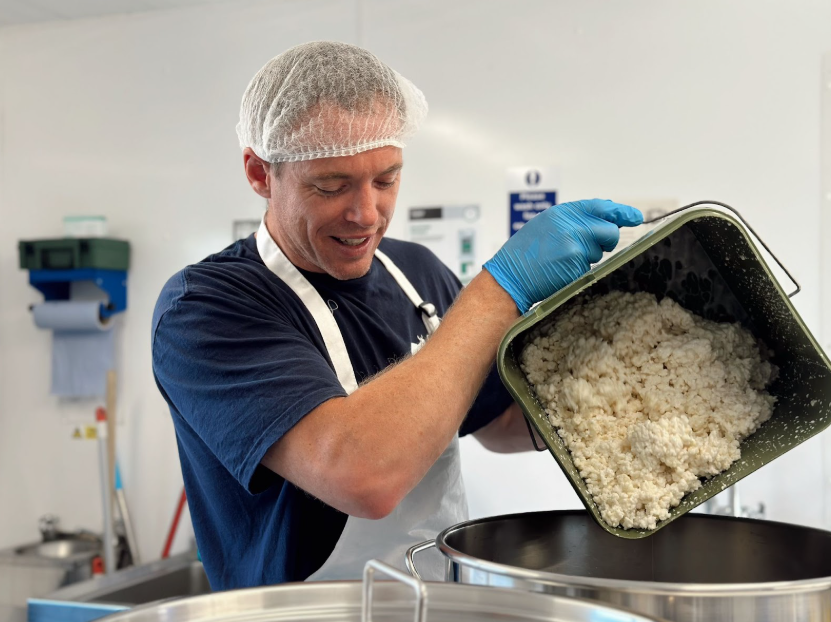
[19,236,130,320]
[26,268,127,320]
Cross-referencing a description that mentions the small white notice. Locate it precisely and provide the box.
[407,205,480,284]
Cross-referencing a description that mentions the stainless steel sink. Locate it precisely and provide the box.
[0,536,102,613]
[29,552,211,622]
[15,539,100,560]
[76,560,209,605]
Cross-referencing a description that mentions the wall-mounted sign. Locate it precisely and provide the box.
[506,167,559,237]
[407,205,480,284]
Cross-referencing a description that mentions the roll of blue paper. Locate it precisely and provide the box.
[32,301,115,397]
[33,301,111,332]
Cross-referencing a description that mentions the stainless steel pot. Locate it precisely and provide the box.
[98,560,661,622]
[407,510,831,622]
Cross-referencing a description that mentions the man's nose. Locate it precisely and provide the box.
[345,183,379,227]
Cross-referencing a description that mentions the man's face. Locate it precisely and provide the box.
[265,146,403,280]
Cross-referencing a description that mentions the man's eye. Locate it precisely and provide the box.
[315,185,346,197]
[376,179,397,189]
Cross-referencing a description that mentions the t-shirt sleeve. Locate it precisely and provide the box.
[152,271,347,494]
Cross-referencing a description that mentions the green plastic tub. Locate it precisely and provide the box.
[497,203,831,538]
[19,238,130,271]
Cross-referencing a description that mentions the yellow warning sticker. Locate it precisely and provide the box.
[72,425,99,440]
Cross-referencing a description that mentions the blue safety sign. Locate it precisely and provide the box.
[506,166,559,238]
[509,190,556,236]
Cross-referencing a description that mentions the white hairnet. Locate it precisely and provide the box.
[237,41,428,163]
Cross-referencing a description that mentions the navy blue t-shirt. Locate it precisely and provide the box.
[151,234,512,590]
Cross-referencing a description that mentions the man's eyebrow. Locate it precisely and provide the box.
[310,171,352,181]
[310,163,403,182]
[379,163,404,175]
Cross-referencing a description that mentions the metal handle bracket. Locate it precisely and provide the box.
[404,540,438,580]
[363,559,427,622]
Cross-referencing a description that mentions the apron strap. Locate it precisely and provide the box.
[256,220,360,394]
[374,250,441,335]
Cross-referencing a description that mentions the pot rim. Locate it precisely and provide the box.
[435,511,831,597]
[90,577,662,622]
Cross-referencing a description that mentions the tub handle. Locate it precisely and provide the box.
[363,559,427,622]
[524,415,548,452]
[642,200,801,298]
[404,540,437,580]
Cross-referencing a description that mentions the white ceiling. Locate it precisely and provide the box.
[0,0,234,27]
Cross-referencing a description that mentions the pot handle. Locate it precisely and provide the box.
[363,559,427,622]
[404,540,436,580]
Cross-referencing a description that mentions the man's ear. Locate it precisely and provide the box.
[243,148,272,199]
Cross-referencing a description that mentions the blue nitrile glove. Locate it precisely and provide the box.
[484,199,643,313]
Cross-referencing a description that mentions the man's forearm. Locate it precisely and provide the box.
[264,269,520,517]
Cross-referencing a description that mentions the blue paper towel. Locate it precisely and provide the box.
[33,301,115,397]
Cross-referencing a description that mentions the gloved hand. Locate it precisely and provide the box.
[484,199,643,313]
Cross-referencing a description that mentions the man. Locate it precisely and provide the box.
[152,41,642,589]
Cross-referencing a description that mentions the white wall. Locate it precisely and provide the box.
[823,51,831,527]
[1,0,830,564]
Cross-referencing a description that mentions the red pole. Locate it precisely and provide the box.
[161,488,188,559]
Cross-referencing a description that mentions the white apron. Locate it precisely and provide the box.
[256,221,468,581]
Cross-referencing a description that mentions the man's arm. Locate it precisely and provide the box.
[262,200,642,519]
[262,270,517,518]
